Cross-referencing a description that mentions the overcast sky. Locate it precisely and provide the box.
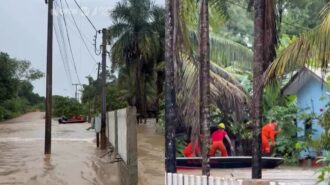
[0,0,164,98]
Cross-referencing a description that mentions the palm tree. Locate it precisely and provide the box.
[108,0,161,122]
[165,0,178,173]
[198,0,211,176]
[151,6,166,123]
[251,0,278,179]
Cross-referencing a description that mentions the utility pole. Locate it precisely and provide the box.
[45,0,53,155]
[72,83,80,101]
[100,28,107,149]
[94,62,101,148]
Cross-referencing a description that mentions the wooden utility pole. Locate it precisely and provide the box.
[95,62,101,148]
[100,28,107,149]
[72,83,80,101]
[45,0,53,155]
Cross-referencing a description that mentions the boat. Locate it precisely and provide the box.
[176,156,284,169]
[58,116,86,124]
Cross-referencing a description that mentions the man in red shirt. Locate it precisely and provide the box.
[262,120,280,155]
[209,123,234,157]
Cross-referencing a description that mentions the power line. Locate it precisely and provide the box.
[63,0,98,64]
[71,0,101,56]
[54,5,75,94]
[57,0,81,85]
[54,21,74,87]
[72,0,98,32]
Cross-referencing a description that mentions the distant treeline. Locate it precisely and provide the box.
[0,52,45,121]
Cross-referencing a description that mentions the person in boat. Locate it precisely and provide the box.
[262,119,280,155]
[182,139,200,157]
[209,123,234,157]
[71,115,76,121]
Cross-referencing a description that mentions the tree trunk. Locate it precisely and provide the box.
[199,0,211,177]
[252,0,277,179]
[142,74,147,124]
[252,0,265,179]
[165,0,177,173]
[135,61,144,123]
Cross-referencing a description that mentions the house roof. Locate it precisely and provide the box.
[282,67,328,95]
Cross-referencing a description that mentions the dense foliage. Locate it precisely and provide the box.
[0,52,44,121]
[52,95,85,117]
[80,75,128,118]
[108,0,164,121]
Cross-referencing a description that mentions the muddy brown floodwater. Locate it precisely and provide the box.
[0,112,120,185]
[0,113,323,185]
[136,123,322,185]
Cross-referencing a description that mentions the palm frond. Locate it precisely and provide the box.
[175,55,250,138]
[210,71,250,119]
[108,23,130,42]
[110,2,131,23]
[209,34,253,67]
[210,62,246,91]
[264,3,330,83]
[110,32,132,69]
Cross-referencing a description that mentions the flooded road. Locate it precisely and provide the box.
[0,112,119,185]
[137,124,165,185]
[0,113,322,185]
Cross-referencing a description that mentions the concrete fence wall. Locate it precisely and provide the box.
[106,107,138,185]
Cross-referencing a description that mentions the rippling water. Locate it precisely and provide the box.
[0,112,119,185]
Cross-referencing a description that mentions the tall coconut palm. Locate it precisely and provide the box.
[165,0,178,173]
[251,0,278,179]
[199,0,211,176]
[108,0,161,121]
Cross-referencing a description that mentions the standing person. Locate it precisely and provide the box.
[209,123,234,157]
[261,120,280,155]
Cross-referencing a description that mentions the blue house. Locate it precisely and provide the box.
[282,67,329,158]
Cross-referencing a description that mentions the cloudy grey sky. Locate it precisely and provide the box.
[0,0,164,98]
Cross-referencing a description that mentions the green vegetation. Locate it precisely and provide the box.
[77,0,330,179]
[52,95,85,117]
[81,76,128,116]
[0,52,44,121]
[107,0,164,121]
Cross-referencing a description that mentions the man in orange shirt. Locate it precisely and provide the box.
[262,120,280,155]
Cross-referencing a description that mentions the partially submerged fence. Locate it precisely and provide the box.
[166,173,242,185]
[166,173,285,185]
[106,107,138,185]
